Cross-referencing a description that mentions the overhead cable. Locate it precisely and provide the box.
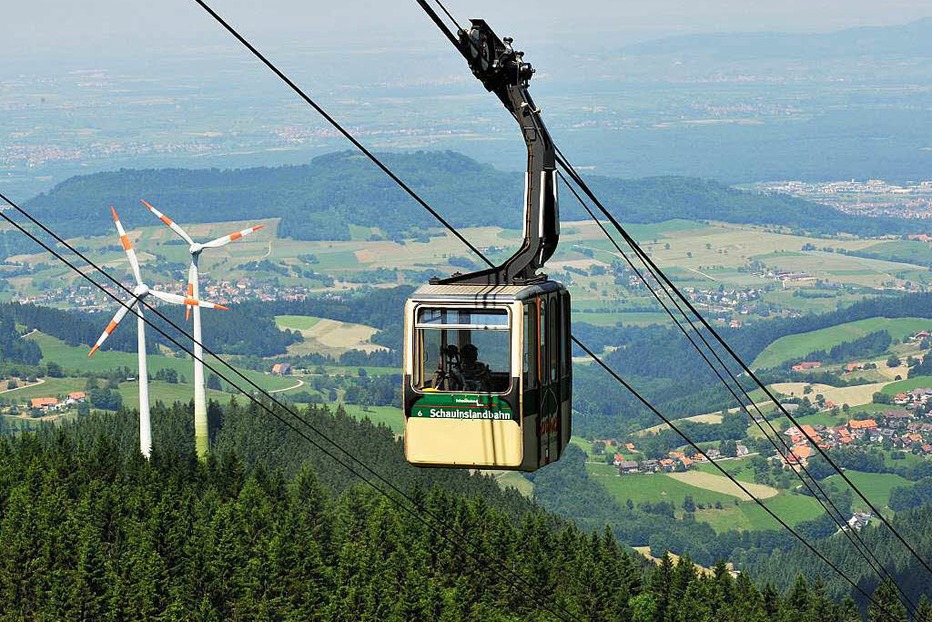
[0,190,575,622]
[558,172,921,617]
[554,147,932,580]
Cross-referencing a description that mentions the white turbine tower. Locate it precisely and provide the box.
[89,207,228,458]
[141,199,264,459]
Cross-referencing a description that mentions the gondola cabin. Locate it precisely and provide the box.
[403,17,571,469]
[403,282,571,471]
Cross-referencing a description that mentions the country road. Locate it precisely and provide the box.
[0,377,45,394]
[268,378,304,394]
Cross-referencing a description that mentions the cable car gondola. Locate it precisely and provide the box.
[403,15,571,471]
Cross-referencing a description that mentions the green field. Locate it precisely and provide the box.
[588,462,824,533]
[24,332,297,395]
[736,493,825,531]
[752,317,932,369]
[587,464,744,506]
[856,240,932,265]
[28,331,193,377]
[493,471,535,498]
[880,375,932,396]
[1,377,88,402]
[694,457,759,484]
[824,470,912,513]
[339,404,404,435]
[275,315,322,331]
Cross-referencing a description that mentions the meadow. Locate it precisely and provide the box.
[338,404,404,435]
[587,462,824,533]
[752,317,932,369]
[275,315,385,358]
[881,375,932,396]
[21,332,297,395]
[824,469,913,513]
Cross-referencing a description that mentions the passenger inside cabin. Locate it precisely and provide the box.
[459,343,491,392]
[431,343,491,391]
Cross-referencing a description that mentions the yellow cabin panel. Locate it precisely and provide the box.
[405,418,523,468]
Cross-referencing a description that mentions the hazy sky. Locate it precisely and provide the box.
[5,0,932,57]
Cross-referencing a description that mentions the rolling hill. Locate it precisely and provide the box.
[21,151,926,245]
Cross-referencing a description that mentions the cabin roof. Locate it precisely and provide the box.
[411,280,566,303]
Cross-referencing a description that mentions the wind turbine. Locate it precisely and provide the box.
[89,207,228,458]
[141,199,264,459]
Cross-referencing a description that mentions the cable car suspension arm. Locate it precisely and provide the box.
[417,1,559,285]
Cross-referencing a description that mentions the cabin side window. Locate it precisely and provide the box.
[414,307,511,393]
[523,304,538,389]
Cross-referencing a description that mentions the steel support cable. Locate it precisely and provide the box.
[188,0,492,270]
[558,173,922,617]
[191,0,924,603]
[554,149,932,579]
[181,0,921,609]
[416,0,464,48]
[0,192,575,622]
[572,336,907,614]
[432,0,464,32]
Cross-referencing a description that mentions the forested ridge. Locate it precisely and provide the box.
[0,400,913,620]
[748,504,932,608]
[22,151,926,242]
[570,292,932,438]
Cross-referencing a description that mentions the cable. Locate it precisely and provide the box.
[0,185,900,620]
[189,0,492,270]
[554,147,932,580]
[186,0,923,612]
[0,191,574,622]
[433,0,465,33]
[558,172,922,617]
[573,337,911,617]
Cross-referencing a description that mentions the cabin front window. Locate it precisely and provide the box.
[415,307,511,393]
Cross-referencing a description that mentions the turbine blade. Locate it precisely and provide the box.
[88,300,136,356]
[111,206,143,286]
[202,224,264,248]
[149,289,228,310]
[140,199,194,245]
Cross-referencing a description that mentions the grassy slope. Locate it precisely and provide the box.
[752,317,932,369]
[24,332,296,394]
[339,404,404,435]
[587,462,824,533]
[881,375,932,395]
[274,315,321,331]
[824,469,912,513]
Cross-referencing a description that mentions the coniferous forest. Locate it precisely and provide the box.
[0,400,919,620]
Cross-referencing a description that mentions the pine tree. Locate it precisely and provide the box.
[868,578,908,622]
[915,595,932,622]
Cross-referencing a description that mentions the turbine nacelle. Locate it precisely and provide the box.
[89,207,229,358]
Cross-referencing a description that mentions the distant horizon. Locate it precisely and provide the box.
[4,1,932,59]
[3,2,932,199]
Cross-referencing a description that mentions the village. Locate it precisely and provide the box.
[15,275,315,311]
[605,390,932,479]
[605,327,932,478]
